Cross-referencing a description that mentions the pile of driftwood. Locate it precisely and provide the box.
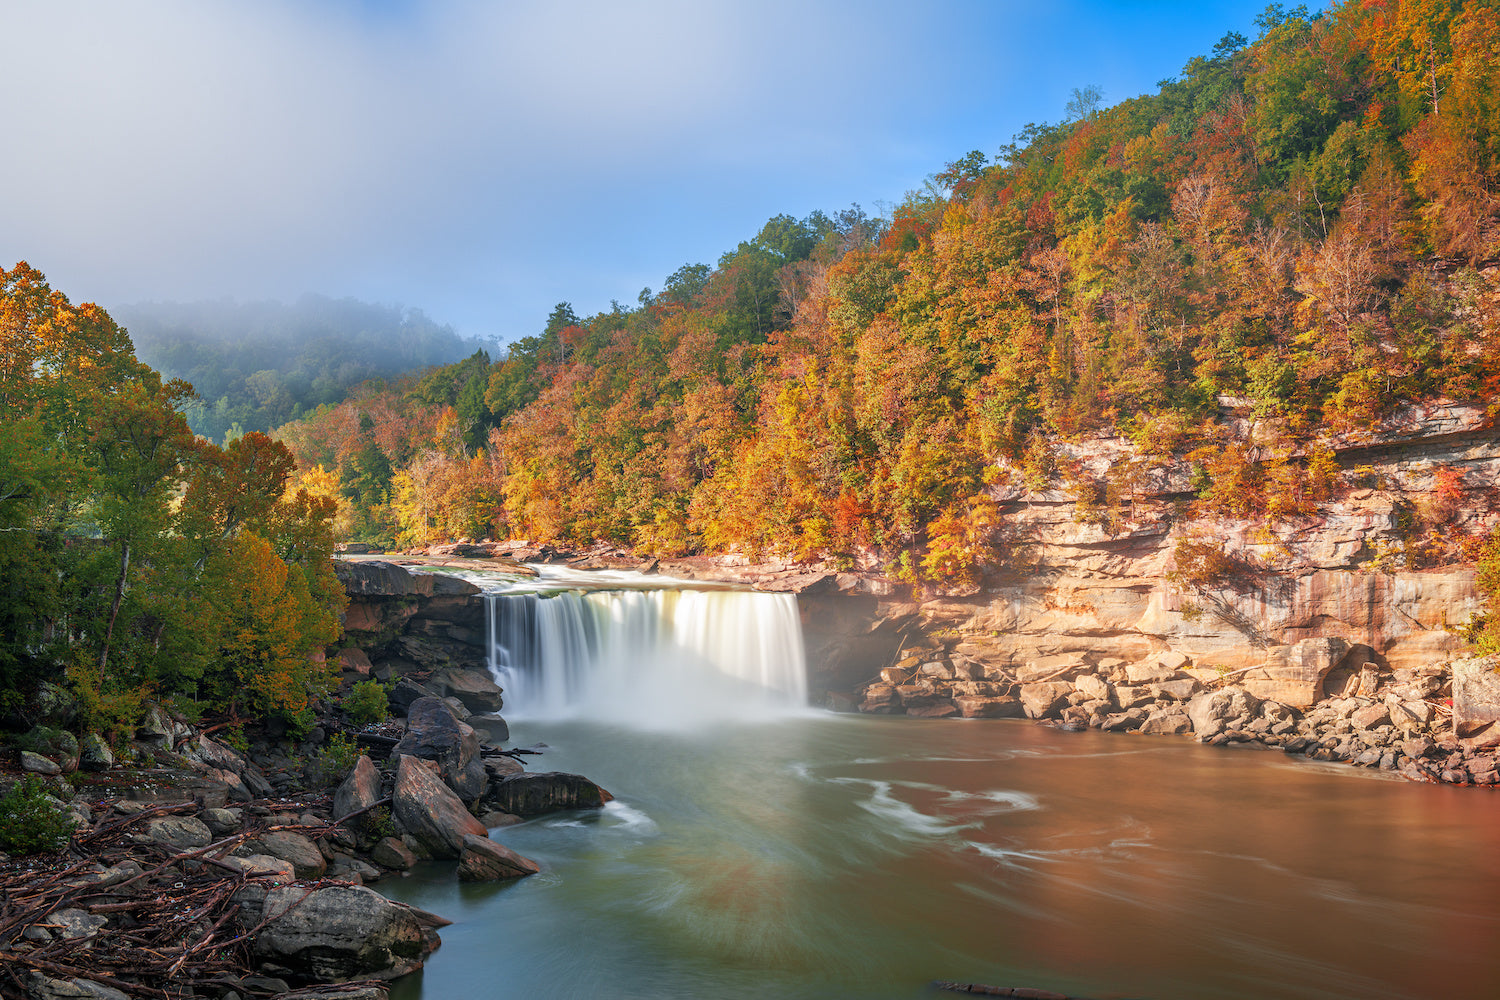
[0,798,385,1000]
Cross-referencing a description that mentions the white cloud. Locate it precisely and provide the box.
[1,0,1265,339]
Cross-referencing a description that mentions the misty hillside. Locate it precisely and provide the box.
[116,296,492,442]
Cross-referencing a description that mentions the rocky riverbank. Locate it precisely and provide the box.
[854,637,1500,785]
[0,683,612,998]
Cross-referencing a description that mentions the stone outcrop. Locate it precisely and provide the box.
[234,883,432,981]
[391,754,488,859]
[457,833,540,881]
[481,771,613,817]
[1452,655,1500,745]
[391,697,487,801]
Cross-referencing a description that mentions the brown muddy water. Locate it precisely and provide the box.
[383,714,1500,999]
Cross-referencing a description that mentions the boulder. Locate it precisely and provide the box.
[336,647,373,676]
[457,834,540,881]
[371,836,418,870]
[201,807,241,835]
[1019,681,1072,719]
[256,831,328,879]
[333,559,427,597]
[1125,662,1177,684]
[1349,703,1392,731]
[78,734,113,772]
[481,771,613,818]
[25,973,127,1000]
[46,908,108,941]
[466,713,510,745]
[21,751,61,776]
[392,755,487,859]
[333,755,384,826]
[1074,673,1112,703]
[1017,656,1087,683]
[953,695,1023,719]
[1150,678,1202,701]
[181,734,247,774]
[146,816,212,851]
[1452,656,1500,742]
[1139,708,1193,735]
[1239,638,1350,709]
[391,697,484,800]
[235,883,433,981]
[1185,686,1262,740]
[906,701,959,718]
[918,660,955,681]
[388,678,440,716]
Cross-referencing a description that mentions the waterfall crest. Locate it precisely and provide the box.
[477,571,808,726]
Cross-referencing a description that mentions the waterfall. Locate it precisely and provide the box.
[478,573,808,726]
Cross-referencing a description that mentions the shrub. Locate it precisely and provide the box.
[344,679,390,726]
[0,776,79,855]
[1467,526,1500,657]
[309,731,361,786]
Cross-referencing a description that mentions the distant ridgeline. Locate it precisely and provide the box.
[118,296,490,443]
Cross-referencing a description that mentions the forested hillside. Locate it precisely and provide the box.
[119,296,487,444]
[280,1,1498,589]
[1,264,347,733]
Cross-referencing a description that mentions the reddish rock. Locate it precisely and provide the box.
[333,754,383,824]
[337,647,373,676]
[392,755,487,859]
[953,695,1023,719]
[457,834,540,881]
[1019,682,1072,719]
[906,701,959,718]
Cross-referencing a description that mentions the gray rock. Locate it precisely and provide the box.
[466,713,510,744]
[1451,655,1500,741]
[21,750,61,776]
[371,836,418,870]
[481,771,613,818]
[1350,703,1393,730]
[1074,673,1112,703]
[1150,678,1202,701]
[78,734,113,772]
[257,831,327,879]
[201,807,241,835]
[46,908,108,941]
[392,697,484,800]
[147,816,212,851]
[26,973,129,1000]
[428,666,505,714]
[235,883,433,981]
[457,833,539,881]
[388,678,439,716]
[952,695,1023,718]
[392,755,488,859]
[1099,708,1146,732]
[136,704,173,747]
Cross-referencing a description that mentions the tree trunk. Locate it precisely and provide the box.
[99,539,131,673]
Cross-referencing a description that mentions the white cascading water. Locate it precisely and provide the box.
[477,570,808,727]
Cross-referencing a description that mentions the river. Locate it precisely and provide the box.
[383,712,1500,1000]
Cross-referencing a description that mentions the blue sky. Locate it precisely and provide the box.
[2,0,1276,347]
